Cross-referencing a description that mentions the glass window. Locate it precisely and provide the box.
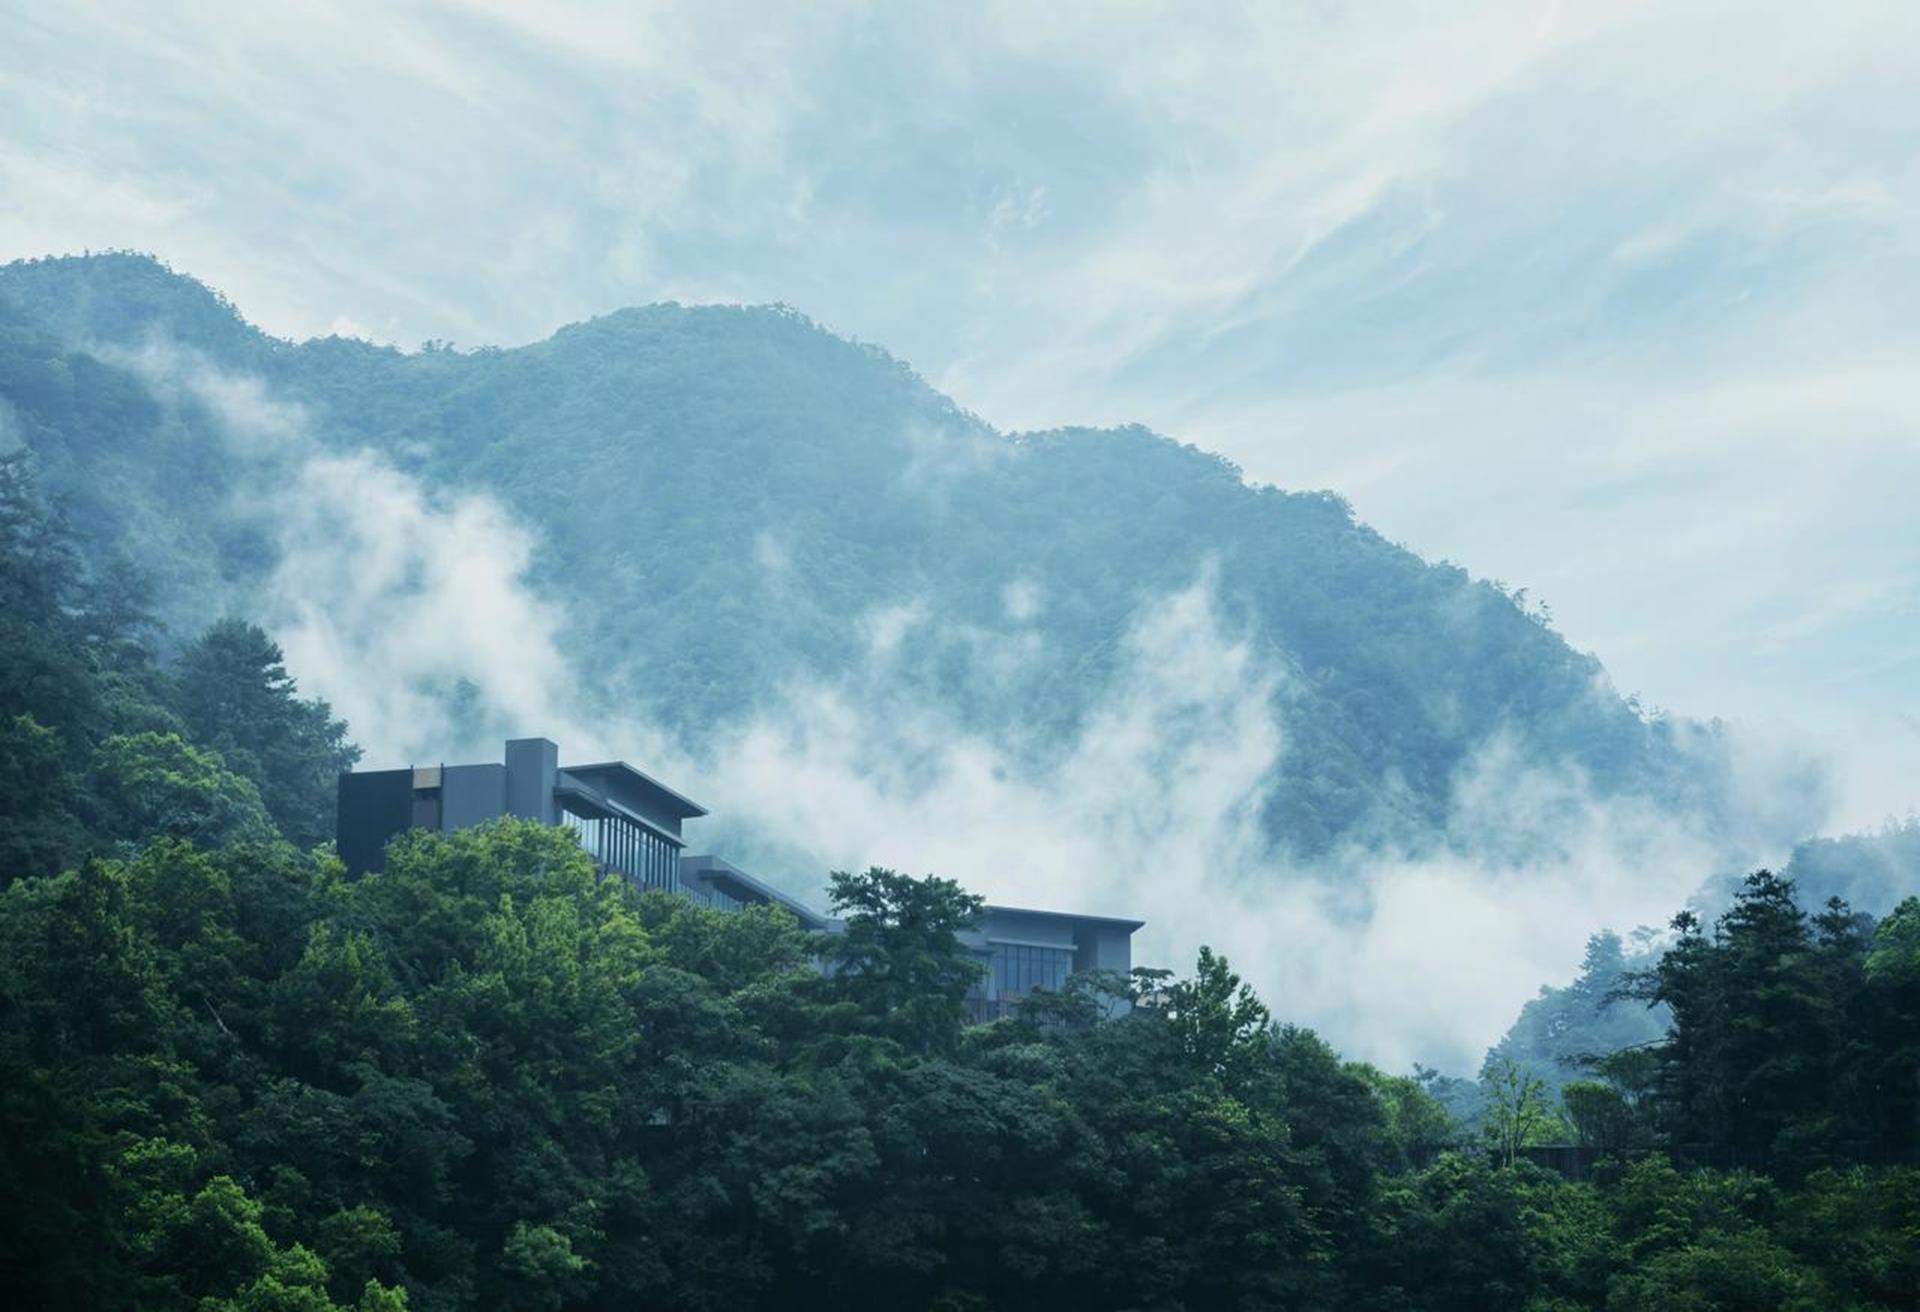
[990,944,1074,999]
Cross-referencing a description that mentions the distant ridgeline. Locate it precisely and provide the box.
[0,252,1817,861]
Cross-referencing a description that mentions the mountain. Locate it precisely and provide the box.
[1777,820,1920,914]
[0,252,1798,862]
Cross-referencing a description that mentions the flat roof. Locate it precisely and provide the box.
[680,855,831,927]
[553,778,689,846]
[561,760,709,819]
[983,904,1146,933]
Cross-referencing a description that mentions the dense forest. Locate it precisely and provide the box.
[2,447,1917,1310]
[1475,820,1920,1120]
[0,252,1807,860]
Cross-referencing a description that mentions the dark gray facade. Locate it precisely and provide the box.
[337,737,1142,1014]
[335,737,706,893]
[336,767,414,876]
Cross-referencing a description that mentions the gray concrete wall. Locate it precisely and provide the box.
[441,763,506,830]
[1072,924,1134,974]
[504,738,558,824]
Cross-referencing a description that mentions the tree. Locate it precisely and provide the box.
[1159,945,1269,1086]
[1637,871,1862,1168]
[0,713,83,878]
[172,620,359,847]
[1561,1080,1633,1155]
[1604,1228,1832,1312]
[817,866,983,1054]
[91,731,276,849]
[1863,897,1920,1158]
[1483,1057,1559,1169]
[0,449,85,629]
[6,797,1919,1309]
[1600,1157,1834,1312]
[1353,1064,1457,1169]
[1363,1153,1546,1311]
[1483,929,1666,1106]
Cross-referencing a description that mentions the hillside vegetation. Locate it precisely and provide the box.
[1,298,1916,1311]
[0,252,1783,859]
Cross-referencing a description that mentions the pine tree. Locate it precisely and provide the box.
[171,620,359,848]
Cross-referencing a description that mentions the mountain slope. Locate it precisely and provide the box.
[0,253,1789,859]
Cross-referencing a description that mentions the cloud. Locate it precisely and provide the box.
[104,338,611,764]
[1001,577,1042,623]
[1180,344,1920,740]
[752,528,790,577]
[5,1,1910,768]
[99,336,1779,1068]
[262,450,596,762]
[680,563,1807,1072]
[102,341,1846,1073]
[25,0,1919,1068]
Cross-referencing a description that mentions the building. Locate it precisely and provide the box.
[336,736,705,894]
[337,737,1141,1017]
[959,904,1143,1022]
[679,853,835,926]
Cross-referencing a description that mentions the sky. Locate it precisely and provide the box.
[2,0,1917,825]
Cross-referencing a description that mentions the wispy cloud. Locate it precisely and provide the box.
[106,338,610,763]
[108,338,1821,1068]
[13,1,1919,1060]
[3,1,1911,759]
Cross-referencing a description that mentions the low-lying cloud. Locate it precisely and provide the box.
[116,345,1834,1073]
[111,340,610,763]
[683,576,1795,1072]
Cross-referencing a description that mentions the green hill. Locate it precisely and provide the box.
[0,252,1793,858]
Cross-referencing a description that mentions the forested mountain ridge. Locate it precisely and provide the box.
[0,448,1913,1305]
[0,252,1790,859]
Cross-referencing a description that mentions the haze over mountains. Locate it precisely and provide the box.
[0,251,1897,1067]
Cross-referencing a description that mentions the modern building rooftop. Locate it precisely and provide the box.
[679,853,835,928]
[337,737,1143,1020]
[558,761,709,822]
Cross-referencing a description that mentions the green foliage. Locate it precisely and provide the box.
[0,256,1915,1307]
[1160,945,1271,1080]
[1484,1057,1565,1168]
[1354,1063,1458,1168]
[1600,1158,1826,1311]
[1363,1152,1561,1311]
[1561,1081,1635,1155]
[173,620,360,848]
[817,865,983,1054]
[1603,1228,1832,1312]
[1484,929,1668,1107]
[1778,821,1920,923]
[1862,898,1920,1158]
[0,454,355,881]
[2,821,1917,1307]
[1630,871,1915,1170]
[500,1222,591,1312]
[0,712,84,875]
[92,730,277,847]
[0,821,1396,1308]
[1866,896,1920,991]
